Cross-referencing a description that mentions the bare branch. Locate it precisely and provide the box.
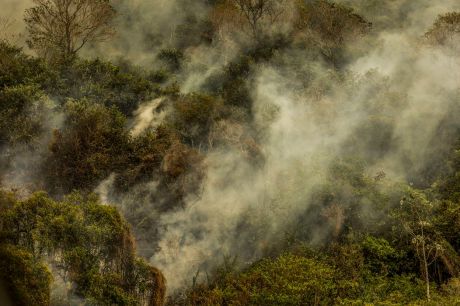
[24,0,116,63]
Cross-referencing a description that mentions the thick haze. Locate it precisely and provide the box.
[94,0,460,292]
[0,0,32,45]
[2,0,460,295]
[147,0,460,291]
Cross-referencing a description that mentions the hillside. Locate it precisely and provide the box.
[1,0,460,305]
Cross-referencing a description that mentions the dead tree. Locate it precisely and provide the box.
[231,0,286,39]
[24,0,116,62]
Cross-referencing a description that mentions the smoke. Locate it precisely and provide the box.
[130,98,170,137]
[180,43,240,93]
[1,0,211,63]
[46,260,88,306]
[82,0,210,66]
[336,0,460,32]
[0,95,63,197]
[0,0,32,46]
[142,1,460,292]
[3,0,460,297]
[151,66,364,290]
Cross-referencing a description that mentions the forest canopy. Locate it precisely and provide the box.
[1,0,460,305]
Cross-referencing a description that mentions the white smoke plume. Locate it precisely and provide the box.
[82,0,210,65]
[2,0,459,298]
[144,1,460,292]
[36,0,451,295]
[0,96,63,197]
[46,259,88,306]
[130,98,170,137]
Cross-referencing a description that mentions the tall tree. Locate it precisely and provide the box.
[24,0,115,62]
[396,190,444,301]
[295,0,371,64]
[231,0,286,39]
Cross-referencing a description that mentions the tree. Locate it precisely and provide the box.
[0,85,48,148]
[425,12,460,45]
[0,245,52,306]
[44,99,129,194]
[184,253,339,305]
[24,0,116,62]
[0,190,166,305]
[295,0,371,64]
[230,0,287,39]
[396,190,444,301]
[172,93,222,146]
[0,41,53,89]
[56,58,155,115]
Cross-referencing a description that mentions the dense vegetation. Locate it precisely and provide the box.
[1,0,460,305]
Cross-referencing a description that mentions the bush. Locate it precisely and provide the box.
[0,190,166,305]
[295,0,371,65]
[425,12,460,45]
[186,253,339,305]
[0,41,54,89]
[172,93,223,146]
[44,100,130,194]
[56,59,156,115]
[158,48,185,72]
[0,244,51,306]
[0,84,49,147]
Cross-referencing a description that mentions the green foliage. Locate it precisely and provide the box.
[148,69,170,84]
[219,56,253,110]
[349,274,426,305]
[0,84,49,147]
[172,93,223,146]
[158,48,185,72]
[56,59,157,115]
[0,83,51,181]
[0,244,52,306]
[187,253,339,305]
[238,254,337,305]
[0,41,54,89]
[184,250,429,305]
[114,123,204,198]
[361,236,405,275]
[295,0,371,64]
[115,127,176,191]
[0,190,165,305]
[44,99,130,194]
[0,41,54,155]
[437,146,460,203]
[293,158,393,243]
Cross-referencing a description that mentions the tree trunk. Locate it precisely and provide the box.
[422,240,430,301]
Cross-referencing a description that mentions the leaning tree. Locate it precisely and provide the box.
[24,0,116,63]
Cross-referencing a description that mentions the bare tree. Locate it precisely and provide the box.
[397,191,444,301]
[24,0,116,62]
[231,0,286,39]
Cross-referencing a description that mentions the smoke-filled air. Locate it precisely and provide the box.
[1,0,460,305]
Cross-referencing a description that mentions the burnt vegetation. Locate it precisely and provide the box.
[1,0,460,305]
